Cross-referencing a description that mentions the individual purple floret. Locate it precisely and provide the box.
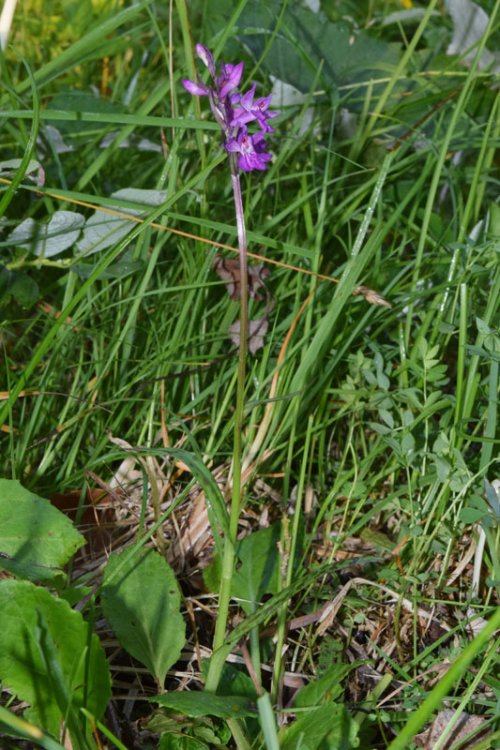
[182,44,277,173]
[217,62,244,98]
[231,84,278,133]
[226,129,272,172]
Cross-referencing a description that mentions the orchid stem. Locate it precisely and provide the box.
[205,157,248,693]
[184,43,274,696]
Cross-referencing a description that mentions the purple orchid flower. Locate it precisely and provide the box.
[195,43,216,77]
[231,84,278,133]
[182,79,209,97]
[217,62,244,98]
[182,45,277,173]
[226,129,272,172]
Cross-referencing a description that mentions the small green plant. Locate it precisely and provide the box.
[0,479,185,749]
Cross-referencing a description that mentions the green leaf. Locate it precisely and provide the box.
[280,703,358,750]
[151,692,258,719]
[8,211,85,257]
[47,90,126,134]
[203,526,280,613]
[293,663,358,708]
[73,248,145,280]
[159,734,208,750]
[215,663,258,701]
[232,525,281,614]
[489,202,500,238]
[239,1,400,104]
[0,158,43,178]
[484,480,500,520]
[0,579,111,739]
[150,713,231,749]
[0,479,85,582]
[458,507,486,524]
[76,188,166,256]
[101,546,185,686]
[447,0,497,70]
[476,317,493,336]
[161,447,229,553]
[0,267,40,310]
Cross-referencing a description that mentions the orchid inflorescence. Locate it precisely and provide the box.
[182,44,278,172]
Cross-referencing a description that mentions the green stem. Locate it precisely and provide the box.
[205,156,248,692]
[227,717,252,750]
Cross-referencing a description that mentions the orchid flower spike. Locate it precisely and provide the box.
[182,45,277,173]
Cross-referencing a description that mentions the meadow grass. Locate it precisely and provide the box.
[0,1,499,748]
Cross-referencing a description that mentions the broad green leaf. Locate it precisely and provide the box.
[0,158,42,178]
[8,211,85,257]
[231,525,280,614]
[446,0,499,72]
[151,692,257,719]
[75,213,136,256]
[102,547,185,686]
[239,1,400,104]
[76,188,166,256]
[0,479,85,582]
[0,580,111,739]
[47,90,127,134]
[280,703,358,750]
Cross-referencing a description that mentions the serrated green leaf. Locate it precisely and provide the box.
[0,479,85,581]
[102,547,185,686]
[0,580,111,739]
